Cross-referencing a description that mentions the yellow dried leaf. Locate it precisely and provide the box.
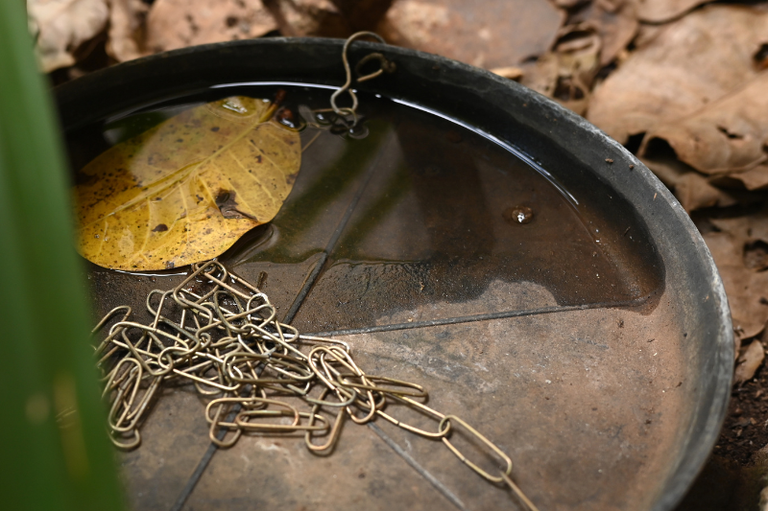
[74,96,301,271]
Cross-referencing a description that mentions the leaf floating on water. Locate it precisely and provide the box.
[74,96,301,271]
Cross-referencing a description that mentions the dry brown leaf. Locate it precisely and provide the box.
[28,0,109,72]
[377,0,565,69]
[328,0,393,30]
[146,0,277,53]
[106,0,148,62]
[735,340,765,384]
[521,23,601,115]
[641,153,755,212]
[632,23,664,50]
[262,0,350,37]
[639,155,687,188]
[673,172,737,212]
[704,233,768,339]
[709,210,768,247]
[587,5,768,145]
[711,165,768,192]
[642,72,768,175]
[74,96,300,271]
[490,66,524,81]
[554,0,588,8]
[704,217,768,339]
[569,0,638,66]
[635,0,712,23]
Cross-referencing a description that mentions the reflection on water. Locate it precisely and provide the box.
[67,84,664,331]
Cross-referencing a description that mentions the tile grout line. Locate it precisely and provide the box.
[367,422,470,511]
[282,129,396,324]
[307,297,653,338]
[169,444,217,511]
[169,408,239,511]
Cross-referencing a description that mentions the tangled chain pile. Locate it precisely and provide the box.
[93,260,538,509]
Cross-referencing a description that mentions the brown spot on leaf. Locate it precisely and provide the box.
[152,223,169,232]
[215,188,232,207]
[215,188,255,220]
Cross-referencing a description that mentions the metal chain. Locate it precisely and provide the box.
[92,260,539,511]
[323,31,396,130]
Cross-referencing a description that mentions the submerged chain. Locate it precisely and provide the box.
[93,260,539,511]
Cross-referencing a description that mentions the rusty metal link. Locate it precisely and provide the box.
[501,471,542,511]
[439,415,513,484]
[298,31,396,135]
[329,31,394,121]
[376,394,451,439]
[91,259,538,509]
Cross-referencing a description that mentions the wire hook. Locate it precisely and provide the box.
[330,31,395,124]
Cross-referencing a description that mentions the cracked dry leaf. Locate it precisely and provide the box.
[587,5,768,145]
[641,140,763,212]
[635,0,712,23]
[521,23,601,115]
[711,164,768,192]
[28,0,109,72]
[642,72,768,176]
[145,0,277,53]
[553,0,587,7]
[709,208,768,249]
[673,172,737,212]
[107,0,149,62]
[263,0,351,37]
[569,0,638,66]
[704,214,768,339]
[74,96,300,271]
[735,340,765,384]
[377,0,564,69]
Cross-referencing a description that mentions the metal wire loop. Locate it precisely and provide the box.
[329,31,394,126]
